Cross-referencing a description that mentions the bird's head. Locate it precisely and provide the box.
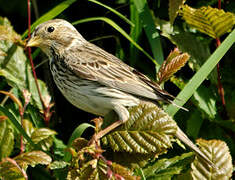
[26,19,86,56]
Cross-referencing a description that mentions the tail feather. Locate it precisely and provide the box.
[175,127,224,174]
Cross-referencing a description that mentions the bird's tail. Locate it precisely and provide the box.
[175,127,225,174]
[169,100,188,111]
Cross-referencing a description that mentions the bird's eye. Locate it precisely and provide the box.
[47,26,55,33]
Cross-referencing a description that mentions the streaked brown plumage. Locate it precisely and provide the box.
[27,19,218,171]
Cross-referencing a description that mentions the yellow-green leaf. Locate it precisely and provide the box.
[180,5,235,38]
[0,120,14,160]
[191,139,233,179]
[102,103,177,154]
[0,151,51,180]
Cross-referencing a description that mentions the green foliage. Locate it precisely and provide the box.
[102,103,177,154]
[0,0,235,179]
[133,0,164,67]
[180,5,235,38]
[0,151,51,180]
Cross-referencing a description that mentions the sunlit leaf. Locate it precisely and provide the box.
[158,49,189,84]
[191,139,233,179]
[31,128,57,151]
[102,103,177,155]
[0,151,51,180]
[180,5,235,38]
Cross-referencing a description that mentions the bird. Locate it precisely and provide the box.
[27,19,217,171]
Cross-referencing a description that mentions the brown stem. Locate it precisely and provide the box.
[215,0,226,108]
[27,0,50,125]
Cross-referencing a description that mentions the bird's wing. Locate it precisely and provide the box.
[64,42,174,102]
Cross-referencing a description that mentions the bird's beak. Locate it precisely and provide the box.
[26,35,42,47]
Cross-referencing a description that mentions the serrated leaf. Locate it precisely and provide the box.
[31,128,57,151]
[143,152,194,179]
[169,0,186,24]
[154,18,217,84]
[102,103,177,155]
[158,49,189,84]
[191,139,233,179]
[0,120,14,160]
[0,151,51,180]
[180,5,235,38]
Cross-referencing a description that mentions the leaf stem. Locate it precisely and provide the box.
[27,0,48,123]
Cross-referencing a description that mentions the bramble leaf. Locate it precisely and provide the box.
[191,139,233,179]
[102,103,177,155]
[0,151,51,180]
[180,5,235,38]
[158,48,189,84]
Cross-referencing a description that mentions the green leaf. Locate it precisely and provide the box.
[0,105,36,148]
[166,29,235,116]
[192,85,217,119]
[102,103,177,154]
[88,0,134,27]
[180,5,235,38]
[64,123,94,162]
[186,109,203,139]
[133,0,164,67]
[0,17,50,110]
[31,128,57,151]
[22,0,77,38]
[72,17,157,65]
[169,0,186,24]
[0,151,52,180]
[191,139,233,179]
[0,119,14,160]
[154,18,217,84]
[143,152,194,179]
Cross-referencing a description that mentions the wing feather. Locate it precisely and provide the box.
[64,42,172,102]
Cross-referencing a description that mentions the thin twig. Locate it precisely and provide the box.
[27,0,46,112]
[215,0,226,108]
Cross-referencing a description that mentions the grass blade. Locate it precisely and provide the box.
[133,0,164,67]
[166,29,235,116]
[88,0,134,27]
[22,0,77,38]
[64,123,94,161]
[73,17,157,65]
